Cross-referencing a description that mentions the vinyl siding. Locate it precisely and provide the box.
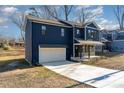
[111,40,124,52]
[25,20,32,63]
[31,22,73,63]
[25,20,100,64]
[74,27,85,39]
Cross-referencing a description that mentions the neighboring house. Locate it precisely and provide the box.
[100,29,124,52]
[99,30,114,51]
[25,15,103,65]
[14,41,25,47]
[111,30,124,52]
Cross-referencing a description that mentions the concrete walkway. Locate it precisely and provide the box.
[42,61,124,88]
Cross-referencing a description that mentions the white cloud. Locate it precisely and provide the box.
[75,6,103,23]
[76,5,91,10]
[1,6,18,16]
[76,5,103,15]
[0,17,8,25]
[0,17,8,29]
[96,18,119,30]
[90,6,103,15]
[0,25,8,28]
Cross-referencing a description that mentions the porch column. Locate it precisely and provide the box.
[73,45,75,57]
[101,45,103,56]
[88,45,90,59]
[82,45,84,57]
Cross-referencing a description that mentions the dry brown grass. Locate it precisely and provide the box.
[83,52,124,70]
[0,47,24,57]
[0,48,93,88]
[0,65,93,88]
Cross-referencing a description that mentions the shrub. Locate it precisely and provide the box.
[3,46,10,50]
[1,44,11,50]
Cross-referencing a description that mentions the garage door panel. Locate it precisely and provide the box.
[39,48,66,64]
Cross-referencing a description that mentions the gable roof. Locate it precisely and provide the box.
[84,21,100,29]
[26,15,72,28]
[74,38,104,45]
[25,15,100,30]
[58,20,83,28]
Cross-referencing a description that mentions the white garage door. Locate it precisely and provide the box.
[39,47,66,64]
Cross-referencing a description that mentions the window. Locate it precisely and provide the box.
[88,30,95,38]
[61,28,64,37]
[41,25,46,35]
[91,30,94,38]
[77,29,80,34]
[88,30,91,33]
[42,25,46,30]
[91,35,94,38]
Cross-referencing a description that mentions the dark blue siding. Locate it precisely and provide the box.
[32,22,69,44]
[74,27,85,39]
[25,20,100,65]
[86,27,99,41]
[25,20,32,63]
[31,22,73,63]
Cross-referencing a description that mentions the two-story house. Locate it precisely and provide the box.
[25,15,103,65]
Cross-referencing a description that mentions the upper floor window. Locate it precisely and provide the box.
[88,29,90,32]
[41,25,46,35]
[88,30,91,34]
[88,29,95,38]
[61,28,64,37]
[77,29,80,34]
[91,30,94,38]
[42,25,46,31]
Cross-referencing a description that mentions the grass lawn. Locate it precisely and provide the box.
[83,52,124,70]
[0,48,93,88]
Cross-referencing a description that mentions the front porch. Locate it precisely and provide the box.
[71,40,104,62]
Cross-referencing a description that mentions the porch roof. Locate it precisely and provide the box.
[100,38,111,43]
[74,39,104,46]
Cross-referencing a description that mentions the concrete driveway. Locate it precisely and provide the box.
[42,61,124,88]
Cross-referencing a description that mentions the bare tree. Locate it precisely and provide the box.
[77,6,103,24]
[0,35,11,45]
[43,5,73,21]
[28,6,60,20]
[28,7,40,17]
[29,5,73,21]
[63,5,73,21]
[11,12,25,41]
[113,5,124,30]
[0,34,4,44]
[42,6,60,19]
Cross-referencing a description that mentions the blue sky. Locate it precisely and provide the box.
[0,5,120,40]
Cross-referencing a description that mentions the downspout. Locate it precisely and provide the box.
[72,25,75,57]
[85,26,87,40]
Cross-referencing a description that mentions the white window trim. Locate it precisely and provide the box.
[41,25,46,35]
[42,25,46,31]
[61,28,65,37]
[77,29,80,34]
[86,26,98,30]
[88,29,91,33]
